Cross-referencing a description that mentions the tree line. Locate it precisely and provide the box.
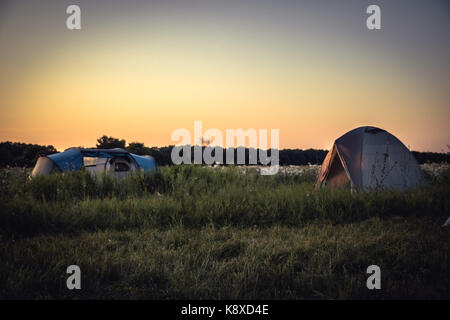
[0,135,448,168]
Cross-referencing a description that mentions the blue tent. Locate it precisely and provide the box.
[42,148,156,173]
[130,153,157,171]
[48,148,84,171]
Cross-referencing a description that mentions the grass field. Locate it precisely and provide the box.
[0,165,449,299]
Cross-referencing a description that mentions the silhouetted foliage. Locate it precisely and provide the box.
[412,151,450,164]
[0,142,57,167]
[127,142,146,155]
[96,135,126,149]
[0,138,448,168]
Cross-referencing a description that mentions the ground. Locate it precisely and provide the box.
[0,164,449,299]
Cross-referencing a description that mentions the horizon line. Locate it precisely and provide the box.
[1,139,448,155]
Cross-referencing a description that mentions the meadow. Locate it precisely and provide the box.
[0,164,449,299]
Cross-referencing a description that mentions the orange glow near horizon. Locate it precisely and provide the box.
[1,1,449,152]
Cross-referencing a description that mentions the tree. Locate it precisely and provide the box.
[96,135,126,149]
[127,142,146,155]
[0,142,57,167]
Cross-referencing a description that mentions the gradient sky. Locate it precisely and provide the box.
[0,0,449,151]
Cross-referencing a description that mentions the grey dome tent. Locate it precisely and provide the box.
[316,126,426,190]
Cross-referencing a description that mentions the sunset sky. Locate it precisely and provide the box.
[0,0,449,152]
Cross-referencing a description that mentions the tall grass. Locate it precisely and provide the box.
[0,165,449,299]
[1,166,448,237]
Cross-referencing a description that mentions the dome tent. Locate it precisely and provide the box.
[316,126,426,190]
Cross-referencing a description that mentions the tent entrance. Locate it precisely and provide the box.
[325,150,351,188]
